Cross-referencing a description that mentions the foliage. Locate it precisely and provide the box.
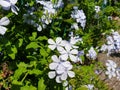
[0,0,120,90]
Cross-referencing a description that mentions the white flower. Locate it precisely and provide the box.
[59,64,75,81]
[0,0,19,15]
[63,80,68,86]
[59,45,78,62]
[48,55,75,83]
[48,37,64,51]
[37,25,42,32]
[49,55,70,70]
[85,84,94,90]
[48,71,56,79]
[95,6,100,13]
[116,68,120,80]
[106,36,114,45]
[86,47,97,60]
[100,44,108,52]
[105,69,116,79]
[106,60,117,71]
[0,16,10,35]
[71,6,86,29]
[105,60,117,79]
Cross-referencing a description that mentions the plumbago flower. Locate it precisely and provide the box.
[105,60,117,79]
[48,37,64,51]
[86,47,97,60]
[69,31,82,49]
[37,0,56,25]
[59,45,78,62]
[48,55,75,83]
[71,6,86,29]
[100,31,120,55]
[0,16,10,35]
[85,84,94,90]
[116,68,120,80]
[0,0,19,15]
[95,6,100,13]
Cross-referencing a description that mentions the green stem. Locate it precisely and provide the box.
[21,72,28,83]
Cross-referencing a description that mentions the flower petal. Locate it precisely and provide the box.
[0,26,7,35]
[62,61,71,68]
[51,55,60,62]
[56,76,62,83]
[61,72,67,80]
[49,63,58,70]
[70,55,77,62]
[48,45,56,50]
[48,71,56,79]
[0,0,10,10]
[10,0,17,4]
[0,17,10,26]
[70,49,78,54]
[68,71,75,78]
[60,54,68,61]
[65,45,71,52]
[11,5,18,15]
[57,46,64,52]
[56,37,62,44]
[56,65,65,74]
[48,39,55,44]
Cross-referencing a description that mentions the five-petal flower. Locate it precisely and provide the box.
[48,37,64,51]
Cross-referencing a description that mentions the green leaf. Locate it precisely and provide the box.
[12,80,23,85]
[32,32,37,39]
[8,45,17,59]
[26,42,40,49]
[37,36,47,41]
[28,69,43,75]
[14,62,27,80]
[38,78,46,90]
[20,85,37,90]
[64,19,74,24]
[16,38,23,47]
[40,48,48,57]
[29,32,37,41]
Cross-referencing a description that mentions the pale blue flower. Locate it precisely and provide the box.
[0,16,10,35]
[0,0,19,15]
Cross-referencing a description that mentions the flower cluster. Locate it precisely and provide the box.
[37,0,63,26]
[71,6,86,29]
[48,37,83,83]
[100,30,120,55]
[48,55,75,83]
[105,60,120,80]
